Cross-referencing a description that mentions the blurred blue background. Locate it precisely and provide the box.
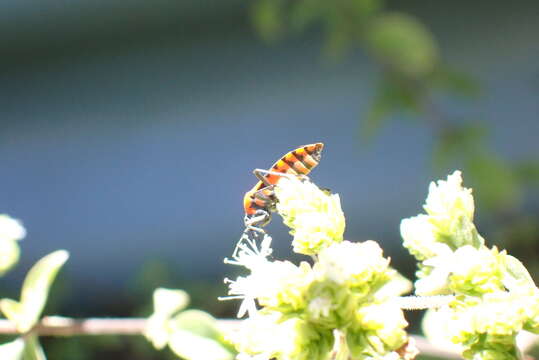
[0,0,538,323]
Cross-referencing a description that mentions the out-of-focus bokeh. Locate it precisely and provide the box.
[1,0,538,357]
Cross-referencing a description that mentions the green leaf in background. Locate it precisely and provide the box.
[515,160,539,186]
[430,65,481,98]
[145,288,190,349]
[466,152,520,211]
[170,310,236,356]
[0,338,25,360]
[251,0,286,42]
[0,250,69,333]
[145,289,236,359]
[22,335,46,360]
[366,12,438,77]
[432,124,486,169]
[362,77,421,141]
[289,0,324,33]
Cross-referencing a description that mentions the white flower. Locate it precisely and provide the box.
[423,170,474,222]
[275,177,345,255]
[229,314,333,360]
[316,241,389,287]
[414,245,455,296]
[229,313,298,360]
[221,234,274,317]
[400,214,453,261]
[222,233,314,317]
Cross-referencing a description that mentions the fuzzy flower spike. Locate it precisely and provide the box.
[223,176,411,360]
[274,176,346,256]
[402,171,539,360]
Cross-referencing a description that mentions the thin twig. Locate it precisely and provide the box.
[0,317,463,359]
[0,317,147,336]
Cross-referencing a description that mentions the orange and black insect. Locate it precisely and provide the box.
[243,143,324,232]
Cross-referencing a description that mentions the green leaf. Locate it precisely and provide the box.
[153,288,189,316]
[466,153,520,211]
[169,310,237,357]
[503,255,535,291]
[289,0,324,33]
[22,336,46,360]
[168,330,235,360]
[251,0,286,42]
[170,310,221,340]
[514,160,539,186]
[0,239,21,276]
[362,78,420,141]
[0,250,69,332]
[360,74,421,140]
[366,12,439,77]
[430,66,481,98]
[145,288,190,349]
[0,338,25,360]
[432,124,486,169]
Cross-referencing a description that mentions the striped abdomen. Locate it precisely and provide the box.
[243,143,324,215]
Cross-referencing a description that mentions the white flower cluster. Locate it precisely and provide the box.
[224,179,409,360]
[275,177,345,256]
[403,171,539,360]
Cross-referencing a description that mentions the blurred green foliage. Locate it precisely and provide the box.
[249,0,539,278]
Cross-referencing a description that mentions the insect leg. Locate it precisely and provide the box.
[253,168,297,187]
[244,210,271,233]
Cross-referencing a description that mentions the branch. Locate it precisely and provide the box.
[0,317,464,359]
[0,317,147,336]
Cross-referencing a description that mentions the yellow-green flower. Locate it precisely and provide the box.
[424,170,474,222]
[275,177,345,256]
[315,241,391,296]
[230,314,333,360]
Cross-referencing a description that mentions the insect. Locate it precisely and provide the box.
[243,143,324,232]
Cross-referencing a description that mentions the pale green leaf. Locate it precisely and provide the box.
[0,338,25,360]
[0,239,20,276]
[503,255,536,291]
[0,299,24,326]
[168,330,235,360]
[0,250,69,332]
[153,288,189,317]
[170,310,221,340]
[22,336,46,360]
[145,315,169,350]
[145,288,190,349]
